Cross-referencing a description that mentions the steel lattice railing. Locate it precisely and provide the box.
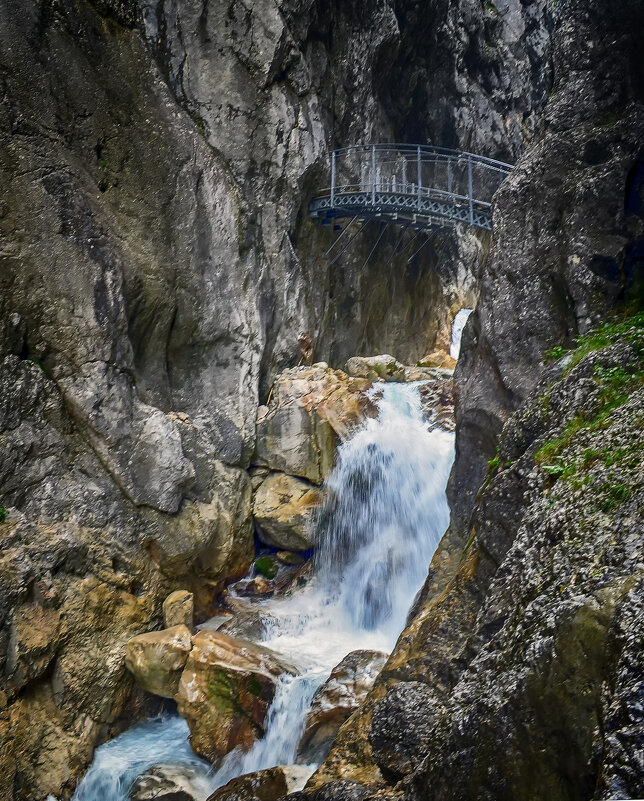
[308,144,513,232]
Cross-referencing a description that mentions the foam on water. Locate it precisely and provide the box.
[72,381,455,800]
[71,716,216,801]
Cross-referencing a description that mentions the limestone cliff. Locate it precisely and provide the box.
[0,0,535,797]
[1,0,642,799]
[311,1,644,799]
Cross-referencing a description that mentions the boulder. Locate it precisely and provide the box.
[417,350,457,370]
[255,366,375,484]
[253,472,322,551]
[368,681,436,780]
[125,625,193,698]
[207,766,316,801]
[217,602,277,641]
[176,631,298,765]
[297,650,388,764]
[207,766,288,801]
[344,355,405,383]
[163,590,194,630]
[129,764,205,801]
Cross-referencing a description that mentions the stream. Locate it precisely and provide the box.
[71,380,455,801]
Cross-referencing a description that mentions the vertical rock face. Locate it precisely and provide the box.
[0,0,634,799]
[311,1,644,799]
[449,0,644,526]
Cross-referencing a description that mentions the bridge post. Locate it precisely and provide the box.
[402,156,407,193]
[447,156,452,196]
[372,145,376,206]
[417,146,422,212]
[331,150,336,208]
[468,156,474,225]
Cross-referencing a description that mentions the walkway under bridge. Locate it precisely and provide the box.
[309,144,513,234]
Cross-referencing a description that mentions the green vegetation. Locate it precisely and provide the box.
[535,312,644,506]
[0,507,7,523]
[542,310,644,369]
[544,345,567,363]
[255,556,278,580]
[596,482,633,513]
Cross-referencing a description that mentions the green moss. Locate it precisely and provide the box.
[542,311,644,372]
[544,345,567,363]
[206,669,235,715]
[246,676,262,697]
[0,507,8,523]
[255,556,278,579]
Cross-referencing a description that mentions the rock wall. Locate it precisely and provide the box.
[311,0,644,798]
[1,0,634,798]
[0,0,517,796]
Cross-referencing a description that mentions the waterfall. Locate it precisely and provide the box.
[72,381,454,801]
[450,308,473,360]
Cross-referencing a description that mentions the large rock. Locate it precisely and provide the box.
[176,631,298,765]
[207,766,288,801]
[297,651,388,764]
[344,356,405,383]
[253,472,322,551]
[129,764,205,801]
[417,350,457,370]
[125,625,193,699]
[368,682,436,780]
[163,590,194,630]
[255,367,376,484]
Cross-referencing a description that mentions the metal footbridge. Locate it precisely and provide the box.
[309,144,513,233]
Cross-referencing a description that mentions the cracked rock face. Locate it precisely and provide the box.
[309,1,644,798]
[0,0,626,798]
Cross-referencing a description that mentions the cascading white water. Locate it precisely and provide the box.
[68,716,216,801]
[71,381,454,801]
[450,308,473,360]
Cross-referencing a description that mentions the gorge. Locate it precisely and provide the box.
[1,1,643,800]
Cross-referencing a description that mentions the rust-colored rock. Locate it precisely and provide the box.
[176,631,298,765]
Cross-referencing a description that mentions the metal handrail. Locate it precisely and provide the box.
[330,143,513,171]
[310,143,513,230]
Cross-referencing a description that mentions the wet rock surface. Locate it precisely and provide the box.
[176,631,298,766]
[207,766,289,801]
[298,650,388,765]
[130,764,205,801]
[368,682,436,781]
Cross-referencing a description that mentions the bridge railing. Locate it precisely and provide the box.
[316,144,513,227]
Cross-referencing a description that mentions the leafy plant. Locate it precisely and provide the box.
[544,345,567,363]
[0,507,7,523]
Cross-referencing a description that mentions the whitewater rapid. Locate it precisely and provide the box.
[72,379,455,801]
